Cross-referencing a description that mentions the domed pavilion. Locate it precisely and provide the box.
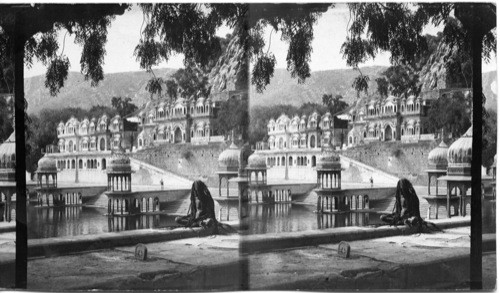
[105,147,140,216]
[422,138,461,219]
[36,154,58,189]
[438,126,472,217]
[245,151,271,203]
[0,132,16,221]
[217,138,242,198]
[0,131,16,182]
[425,140,449,196]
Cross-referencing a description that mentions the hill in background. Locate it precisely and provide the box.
[25,68,176,114]
[250,66,497,111]
[249,66,386,108]
[25,66,497,114]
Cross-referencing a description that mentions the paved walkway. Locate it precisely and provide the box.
[22,226,496,291]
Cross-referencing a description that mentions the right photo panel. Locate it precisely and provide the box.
[242,3,496,290]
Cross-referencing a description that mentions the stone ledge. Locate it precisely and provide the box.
[26,217,473,258]
[28,226,216,258]
[240,217,471,254]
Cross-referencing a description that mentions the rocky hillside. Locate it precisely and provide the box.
[250,66,387,108]
[482,70,497,111]
[25,66,496,114]
[25,68,176,114]
[209,33,247,93]
[251,66,497,111]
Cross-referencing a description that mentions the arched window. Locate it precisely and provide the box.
[99,138,106,151]
[310,135,316,148]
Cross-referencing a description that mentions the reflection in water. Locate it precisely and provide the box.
[26,198,496,239]
[243,204,384,235]
[317,211,374,229]
[482,199,496,233]
[107,214,176,232]
[27,204,178,239]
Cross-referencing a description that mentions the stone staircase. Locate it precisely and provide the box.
[129,158,192,189]
[85,191,109,208]
[340,154,400,185]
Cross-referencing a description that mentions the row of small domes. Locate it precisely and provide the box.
[34,148,131,174]
[218,143,341,170]
[428,127,473,170]
[13,126,478,176]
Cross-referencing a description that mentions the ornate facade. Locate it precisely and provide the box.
[47,114,136,183]
[267,112,348,152]
[346,88,470,147]
[135,96,224,150]
[56,114,134,155]
[254,111,348,182]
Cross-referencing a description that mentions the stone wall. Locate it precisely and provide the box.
[341,140,438,185]
[131,142,227,187]
[57,168,108,184]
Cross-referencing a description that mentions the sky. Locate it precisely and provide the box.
[24,4,497,78]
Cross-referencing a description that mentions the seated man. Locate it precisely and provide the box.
[381,178,422,226]
[175,180,217,229]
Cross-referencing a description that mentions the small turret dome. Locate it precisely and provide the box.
[247,151,266,169]
[317,152,341,170]
[36,154,57,174]
[218,142,240,172]
[447,126,472,176]
[448,127,472,165]
[108,149,131,174]
[0,132,16,169]
[428,140,449,170]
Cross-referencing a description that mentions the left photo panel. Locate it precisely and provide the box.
[0,4,249,290]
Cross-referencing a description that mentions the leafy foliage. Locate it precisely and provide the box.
[351,74,370,98]
[0,96,13,142]
[251,54,276,92]
[212,96,249,141]
[72,18,112,87]
[44,56,70,96]
[165,79,178,100]
[135,4,331,95]
[382,65,420,98]
[170,68,210,100]
[0,5,126,96]
[341,37,375,68]
[145,77,164,98]
[375,77,389,98]
[422,91,471,139]
[342,3,496,96]
[482,109,497,167]
[322,94,348,114]
[111,96,138,117]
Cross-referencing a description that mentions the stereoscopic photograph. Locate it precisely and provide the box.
[0,2,496,291]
